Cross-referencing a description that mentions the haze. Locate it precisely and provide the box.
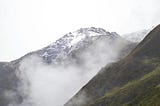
[0,0,160,61]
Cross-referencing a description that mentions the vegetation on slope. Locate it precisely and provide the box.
[89,65,160,106]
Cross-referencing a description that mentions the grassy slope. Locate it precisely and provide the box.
[89,65,160,106]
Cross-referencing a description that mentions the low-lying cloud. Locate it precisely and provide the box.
[12,37,132,106]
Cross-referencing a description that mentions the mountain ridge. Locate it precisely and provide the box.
[10,27,121,63]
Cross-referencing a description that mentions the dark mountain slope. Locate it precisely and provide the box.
[64,25,160,106]
[90,65,160,106]
[0,62,22,106]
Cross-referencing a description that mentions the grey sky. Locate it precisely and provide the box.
[0,0,160,61]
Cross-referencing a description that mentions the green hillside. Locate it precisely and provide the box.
[89,65,160,106]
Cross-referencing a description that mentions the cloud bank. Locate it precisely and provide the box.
[12,37,133,106]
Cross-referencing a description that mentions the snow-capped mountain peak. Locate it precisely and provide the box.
[70,27,111,45]
[38,27,119,63]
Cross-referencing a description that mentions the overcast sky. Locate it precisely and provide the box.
[0,0,160,61]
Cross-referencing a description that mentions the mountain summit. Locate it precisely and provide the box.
[37,27,120,63]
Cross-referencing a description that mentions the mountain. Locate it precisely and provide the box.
[0,27,137,106]
[37,27,111,63]
[13,27,133,64]
[11,27,137,68]
[35,27,137,65]
[64,25,160,106]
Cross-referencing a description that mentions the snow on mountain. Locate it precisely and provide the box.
[122,29,151,42]
[37,27,120,63]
